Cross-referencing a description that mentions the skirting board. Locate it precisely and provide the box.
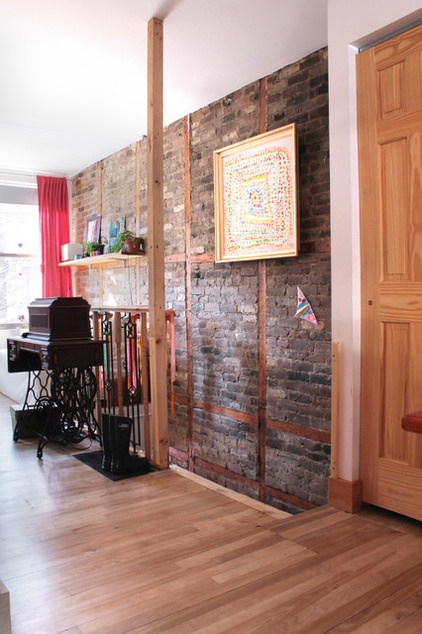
[329,476,362,514]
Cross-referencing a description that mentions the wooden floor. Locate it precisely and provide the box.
[1,394,421,633]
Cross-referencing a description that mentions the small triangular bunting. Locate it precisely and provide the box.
[295,286,318,325]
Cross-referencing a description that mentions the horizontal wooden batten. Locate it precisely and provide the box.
[191,401,330,444]
[265,484,315,511]
[170,455,317,513]
[194,457,260,492]
[169,446,189,466]
[172,392,188,406]
[193,400,258,426]
[158,251,216,264]
[165,253,185,263]
[191,253,216,263]
[268,418,331,444]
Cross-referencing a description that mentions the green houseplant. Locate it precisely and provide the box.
[109,230,145,254]
[83,241,104,256]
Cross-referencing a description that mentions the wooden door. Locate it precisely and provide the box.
[357,24,422,521]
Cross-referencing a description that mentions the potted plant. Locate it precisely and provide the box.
[109,230,145,254]
[83,241,104,257]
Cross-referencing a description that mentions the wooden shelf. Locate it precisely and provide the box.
[59,253,145,268]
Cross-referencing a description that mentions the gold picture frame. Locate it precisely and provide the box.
[214,123,298,263]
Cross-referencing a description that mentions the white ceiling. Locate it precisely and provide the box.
[0,0,328,179]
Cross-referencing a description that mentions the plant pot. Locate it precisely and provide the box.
[88,244,104,256]
[122,237,145,254]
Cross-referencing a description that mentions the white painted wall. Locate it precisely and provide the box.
[328,1,422,482]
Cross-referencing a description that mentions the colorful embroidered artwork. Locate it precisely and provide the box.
[214,124,298,262]
[223,145,294,255]
[295,286,318,325]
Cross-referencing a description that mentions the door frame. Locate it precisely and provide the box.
[327,6,422,513]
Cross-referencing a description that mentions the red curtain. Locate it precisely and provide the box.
[37,176,72,297]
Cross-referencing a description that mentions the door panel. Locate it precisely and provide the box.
[382,322,408,461]
[381,139,408,278]
[358,24,422,520]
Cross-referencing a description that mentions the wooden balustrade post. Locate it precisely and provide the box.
[114,311,124,415]
[140,312,151,460]
[92,310,102,429]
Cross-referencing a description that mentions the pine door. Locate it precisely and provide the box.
[357,24,422,521]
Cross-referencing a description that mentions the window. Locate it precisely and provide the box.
[0,203,41,326]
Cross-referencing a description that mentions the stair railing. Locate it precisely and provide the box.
[91,306,175,462]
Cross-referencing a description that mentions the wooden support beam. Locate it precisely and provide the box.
[258,77,267,502]
[184,115,194,471]
[135,140,142,306]
[147,17,169,468]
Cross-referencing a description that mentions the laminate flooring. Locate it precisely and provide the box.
[0,394,421,633]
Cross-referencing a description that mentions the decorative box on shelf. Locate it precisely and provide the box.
[61,243,83,262]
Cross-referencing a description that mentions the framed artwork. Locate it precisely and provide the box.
[214,123,298,263]
[108,216,125,251]
[85,215,101,244]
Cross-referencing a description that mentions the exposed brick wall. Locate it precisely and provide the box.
[71,47,330,514]
[72,167,98,244]
[101,145,137,236]
[164,120,185,256]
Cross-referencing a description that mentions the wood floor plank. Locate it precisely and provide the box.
[333,584,422,633]
[1,393,421,633]
[97,533,422,633]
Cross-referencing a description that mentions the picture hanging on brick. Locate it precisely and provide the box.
[85,214,101,244]
[214,123,298,263]
[108,217,125,252]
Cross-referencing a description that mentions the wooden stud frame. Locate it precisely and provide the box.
[214,124,298,263]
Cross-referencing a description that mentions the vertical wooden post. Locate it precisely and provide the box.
[258,77,267,502]
[184,115,194,471]
[147,17,169,468]
[96,163,104,304]
[135,141,141,306]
